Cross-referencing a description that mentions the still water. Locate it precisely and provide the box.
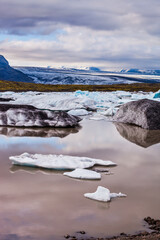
[0,119,160,240]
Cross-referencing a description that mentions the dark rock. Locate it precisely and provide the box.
[0,55,33,83]
[64,234,70,239]
[114,122,160,148]
[144,217,160,232]
[0,97,14,102]
[93,168,109,173]
[77,231,86,235]
[0,104,81,127]
[120,233,127,236]
[114,99,160,130]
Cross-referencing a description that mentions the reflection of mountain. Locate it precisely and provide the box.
[0,126,81,138]
[115,123,160,148]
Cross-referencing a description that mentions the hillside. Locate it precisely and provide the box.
[0,79,160,92]
[0,55,33,83]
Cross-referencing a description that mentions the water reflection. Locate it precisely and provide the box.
[0,120,160,240]
[10,165,64,175]
[0,126,81,138]
[115,122,160,148]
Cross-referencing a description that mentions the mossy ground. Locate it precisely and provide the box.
[0,80,160,92]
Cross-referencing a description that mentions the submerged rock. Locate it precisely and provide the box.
[114,99,160,130]
[0,104,81,127]
[115,123,160,148]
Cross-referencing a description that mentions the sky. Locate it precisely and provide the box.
[0,0,160,70]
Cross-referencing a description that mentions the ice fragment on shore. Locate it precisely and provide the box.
[63,168,101,180]
[84,186,126,202]
[9,153,116,170]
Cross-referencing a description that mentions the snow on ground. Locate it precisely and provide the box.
[0,90,159,118]
[63,168,101,180]
[84,186,127,202]
[10,153,116,170]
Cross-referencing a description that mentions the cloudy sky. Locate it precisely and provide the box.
[0,0,160,70]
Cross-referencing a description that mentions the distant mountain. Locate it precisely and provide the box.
[120,68,160,75]
[0,55,33,83]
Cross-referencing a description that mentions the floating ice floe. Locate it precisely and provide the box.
[84,186,127,202]
[9,153,116,170]
[89,113,105,121]
[63,168,101,180]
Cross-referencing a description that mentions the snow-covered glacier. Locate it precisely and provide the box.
[15,67,160,85]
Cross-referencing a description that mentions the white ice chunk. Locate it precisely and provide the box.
[63,168,101,180]
[89,116,105,121]
[84,186,126,202]
[9,153,116,170]
[110,192,127,198]
[102,107,117,116]
[68,109,89,116]
[2,90,159,120]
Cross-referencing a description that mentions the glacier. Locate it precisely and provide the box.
[16,67,160,85]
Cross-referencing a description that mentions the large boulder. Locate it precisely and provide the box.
[0,104,81,127]
[0,55,33,83]
[114,99,160,130]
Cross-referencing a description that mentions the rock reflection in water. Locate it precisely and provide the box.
[0,126,81,138]
[114,122,160,148]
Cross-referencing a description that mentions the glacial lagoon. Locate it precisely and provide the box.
[0,119,160,240]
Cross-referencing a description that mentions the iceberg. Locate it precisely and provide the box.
[63,168,101,180]
[68,109,89,116]
[0,104,81,127]
[153,90,160,99]
[0,90,158,121]
[9,153,116,170]
[84,186,127,202]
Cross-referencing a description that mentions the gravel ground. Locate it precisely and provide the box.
[64,217,160,240]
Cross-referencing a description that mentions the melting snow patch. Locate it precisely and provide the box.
[63,168,101,180]
[84,186,127,202]
[9,153,116,170]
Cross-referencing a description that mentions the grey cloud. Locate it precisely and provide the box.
[0,0,159,69]
[0,0,159,36]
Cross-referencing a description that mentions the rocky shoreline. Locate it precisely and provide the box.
[64,217,160,240]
